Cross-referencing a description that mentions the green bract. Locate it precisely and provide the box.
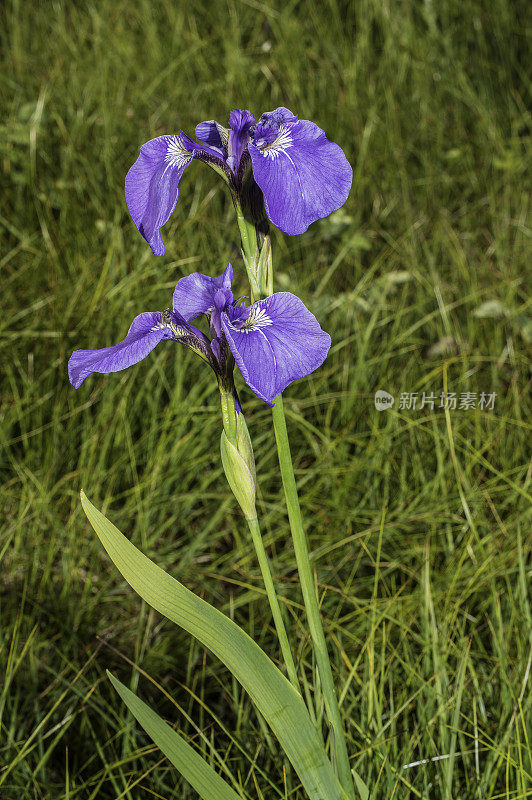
[220,429,257,521]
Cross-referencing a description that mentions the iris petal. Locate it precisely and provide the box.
[195,120,228,152]
[172,263,233,322]
[68,312,173,389]
[221,292,331,404]
[227,109,255,172]
[249,116,352,235]
[125,135,194,256]
[180,131,226,161]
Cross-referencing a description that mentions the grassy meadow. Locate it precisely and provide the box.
[1,0,531,797]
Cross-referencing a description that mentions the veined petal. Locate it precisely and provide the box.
[249,115,352,235]
[228,109,255,131]
[125,134,194,256]
[221,292,331,404]
[68,312,173,389]
[227,109,255,172]
[195,120,229,153]
[180,131,226,161]
[173,263,233,322]
[254,107,298,139]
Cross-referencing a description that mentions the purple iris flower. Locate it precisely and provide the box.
[125,107,352,255]
[68,264,331,406]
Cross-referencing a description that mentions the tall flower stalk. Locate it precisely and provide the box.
[239,228,356,800]
[218,388,301,692]
[72,105,366,800]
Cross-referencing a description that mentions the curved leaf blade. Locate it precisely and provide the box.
[81,491,347,800]
[108,671,244,800]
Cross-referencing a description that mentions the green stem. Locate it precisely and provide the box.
[246,515,301,693]
[234,200,260,301]
[235,204,254,262]
[271,396,355,800]
[233,216,353,791]
[219,390,300,693]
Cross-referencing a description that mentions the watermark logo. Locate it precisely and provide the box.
[374,390,395,411]
[373,390,497,412]
[398,391,496,411]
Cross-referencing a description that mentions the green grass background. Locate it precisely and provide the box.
[1,0,530,797]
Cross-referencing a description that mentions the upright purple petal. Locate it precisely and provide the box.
[221,292,331,404]
[195,120,229,153]
[227,109,255,173]
[228,109,256,131]
[173,263,233,322]
[125,134,194,256]
[249,112,352,235]
[68,312,172,389]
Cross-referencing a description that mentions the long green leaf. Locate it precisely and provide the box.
[108,671,243,800]
[81,491,347,800]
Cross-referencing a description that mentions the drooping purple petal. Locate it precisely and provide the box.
[248,111,352,235]
[125,134,194,256]
[221,292,331,404]
[68,312,173,389]
[173,263,233,322]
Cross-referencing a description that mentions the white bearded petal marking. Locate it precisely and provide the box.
[165,135,192,170]
[151,316,188,338]
[229,307,273,334]
[150,320,170,333]
[259,125,293,161]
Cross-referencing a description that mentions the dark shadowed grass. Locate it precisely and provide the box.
[1,0,530,797]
